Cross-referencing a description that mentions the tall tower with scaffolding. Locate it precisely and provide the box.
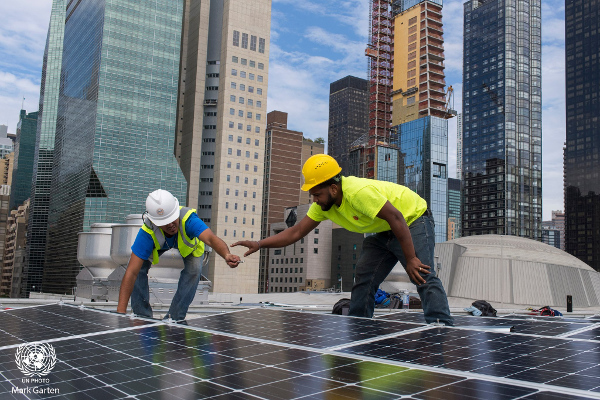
[350,0,394,180]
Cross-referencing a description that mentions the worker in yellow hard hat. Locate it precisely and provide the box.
[233,154,453,325]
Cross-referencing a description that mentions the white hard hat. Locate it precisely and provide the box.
[145,189,179,225]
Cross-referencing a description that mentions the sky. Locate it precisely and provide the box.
[0,0,566,220]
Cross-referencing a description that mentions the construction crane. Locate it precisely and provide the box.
[444,85,457,118]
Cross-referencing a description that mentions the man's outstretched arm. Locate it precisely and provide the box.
[198,228,241,268]
[232,215,320,257]
[117,253,145,313]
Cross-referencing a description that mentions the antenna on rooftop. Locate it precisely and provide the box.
[21,96,25,110]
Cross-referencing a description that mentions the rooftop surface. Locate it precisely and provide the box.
[1,303,600,399]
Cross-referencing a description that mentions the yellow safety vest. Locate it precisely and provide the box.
[141,206,205,264]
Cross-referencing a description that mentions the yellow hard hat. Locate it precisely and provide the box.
[301,154,342,191]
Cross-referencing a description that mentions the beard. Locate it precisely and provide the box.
[320,193,336,211]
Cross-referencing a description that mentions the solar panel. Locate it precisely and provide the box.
[0,304,599,399]
[187,308,425,348]
[0,304,153,348]
[376,311,594,336]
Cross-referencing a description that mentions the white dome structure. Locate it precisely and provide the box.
[435,235,600,308]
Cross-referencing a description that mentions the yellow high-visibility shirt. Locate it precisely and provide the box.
[306,176,427,233]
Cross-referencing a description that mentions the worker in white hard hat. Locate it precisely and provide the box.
[117,189,241,321]
[233,154,453,326]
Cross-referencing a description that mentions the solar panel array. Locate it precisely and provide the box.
[0,304,598,399]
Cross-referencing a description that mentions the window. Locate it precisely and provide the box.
[240,71,246,78]
[247,112,253,118]
[246,138,251,144]
[229,108,235,115]
[252,192,256,198]
[228,121,234,128]
[235,176,240,183]
[254,166,258,172]
[248,86,254,93]
[225,202,229,209]
[231,69,237,76]
[236,163,240,170]
[233,30,240,46]
[244,177,249,184]
[232,56,238,63]
[236,149,241,156]
[254,152,259,159]
[250,35,257,51]
[314,238,318,244]
[407,96,415,105]
[226,175,230,182]
[255,139,260,146]
[256,114,261,121]
[240,84,245,91]
[245,164,249,171]
[249,60,255,68]
[257,75,263,82]
[241,58,247,65]
[314,248,318,254]
[256,101,262,108]
[237,136,242,143]
[245,151,250,158]
[253,179,257,185]
[315,229,319,234]
[246,124,251,131]
[238,110,243,117]
[248,99,253,106]
[249,73,255,80]
[255,126,261,133]
[258,62,264,70]
[227,161,231,168]
[230,82,236,89]
[259,38,265,53]
[257,88,262,95]
[228,148,232,155]
[242,33,248,49]
[226,189,230,195]
[237,123,243,130]
[239,97,244,104]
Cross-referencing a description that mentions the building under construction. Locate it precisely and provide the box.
[351,0,454,242]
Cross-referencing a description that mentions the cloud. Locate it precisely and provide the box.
[0,0,52,130]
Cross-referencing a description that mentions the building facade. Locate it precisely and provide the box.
[43,0,187,294]
[456,113,463,179]
[259,111,304,293]
[177,0,271,293]
[331,227,363,292]
[0,193,10,294]
[25,0,66,298]
[328,76,369,175]
[541,210,564,251]
[10,110,38,211]
[462,0,542,239]
[300,138,325,205]
[388,0,451,243]
[0,199,29,298]
[1,153,14,186]
[0,125,14,160]
[394,117,448,242]
[268,204,332,293]
[564,0,600,271]
[447,177,461,240]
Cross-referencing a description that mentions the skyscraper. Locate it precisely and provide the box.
[177,0,271,293]
[43,0,187,294]
[456,113,463,179]
[10,110,38,211]
[390,0,451,242]
[564,0,600,271]
[259,111,304,293]
[462,0,542,238]
[328,76,369,175]
[447,177,461,240]
[25,0,66,298]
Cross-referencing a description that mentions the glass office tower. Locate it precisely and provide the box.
[395,116,448,242]
[10,110,38,210]
[462,0,542,239]
[25,0,65,298]
[43,0,187,294]
[564,0,600,271]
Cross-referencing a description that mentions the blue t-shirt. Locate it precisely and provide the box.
[131,213,208,261]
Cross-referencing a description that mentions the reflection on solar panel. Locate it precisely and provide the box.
[0,305,598,399]
[376,311,597,337]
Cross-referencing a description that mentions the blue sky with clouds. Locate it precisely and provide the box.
[0,0,565,220]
